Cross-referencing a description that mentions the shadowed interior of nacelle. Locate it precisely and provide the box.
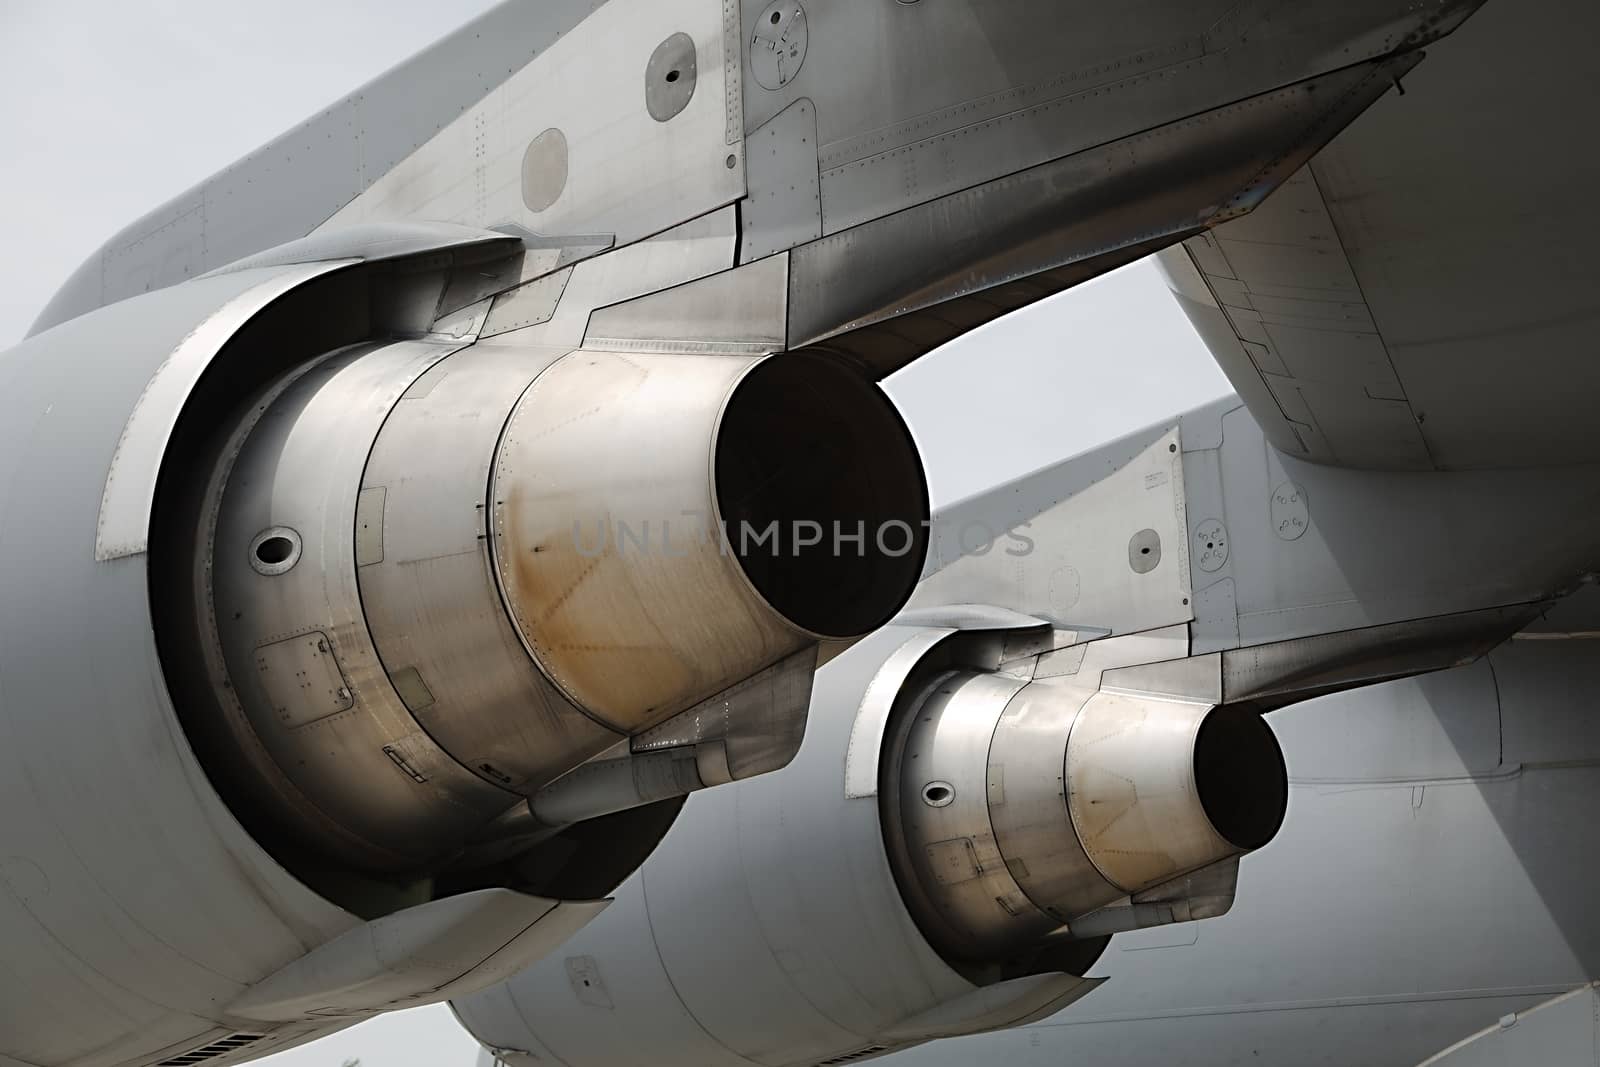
[1194,706,1289,852]
[715,351,930,639]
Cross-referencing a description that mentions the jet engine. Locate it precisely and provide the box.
[0,223,928,1062]
[883,649,1286,971]
[454,620,1289,1067]
[140,235,929,910]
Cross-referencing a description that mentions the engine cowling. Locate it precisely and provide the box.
[0,220,931,1062]
[453,622,1289,1067]
[885,658,1285,969]
[146,249,928,905]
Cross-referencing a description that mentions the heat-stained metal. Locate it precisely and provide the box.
[880,629,1287,967]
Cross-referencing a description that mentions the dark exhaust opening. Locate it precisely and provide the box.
[1193,705,1289,852]
[715,351,929,638]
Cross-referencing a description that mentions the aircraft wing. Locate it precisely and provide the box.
[1158,0,1600,471]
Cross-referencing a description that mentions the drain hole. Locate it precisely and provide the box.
[921,782,954,807]
[248,527,302,575]
[255,537,293,565]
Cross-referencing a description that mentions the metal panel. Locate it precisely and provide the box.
[1214,405,1600,649]
[471,640,1600,1067]
[740,99,822,261]
[489,350,809,729]
[0,277,358,1065]
[1163,170,1432,470]
[456,626,990,1062]
[227,890,608,1025]
[583,252,789,355]
[205,339,519,872]
[353,487,386,567]
[357,342,623,797]
[484,207,738,351]
[1160,0,1600,472]
[1271,661,1501,783]
[480,268,574,339]
[883,669,1052,959]
[737,0,1479,237]
[844,627,958,800]
[878,974,1102,1043]
[206,221,519,278]
[787,55,1415,362]
[1416,984,1600,1066]
[911,429,1193,637]
[452,879,755,1067]
[95,261,352,561]
[631,647,818,782]
[254,633,354,729]
[98,190,206,307]
[34,0,611,333]
[1065,692,1234,892]
[325,0,745,254]
[98,220,505,566]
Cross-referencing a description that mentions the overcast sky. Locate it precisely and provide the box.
[0,2,1228,1063]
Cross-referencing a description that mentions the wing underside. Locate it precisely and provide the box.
[1160,0,1600,472]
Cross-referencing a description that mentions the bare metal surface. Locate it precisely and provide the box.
[357,342,624,797]
[912,429,1192,637]
[757,1,1477,220]
[1161,0,1600,471]
[1416,984,1600,1067]
[584,252,789,355]
[0,274,361,1065]
[530,752,706,828]
[1067,858,1241,938]
[203,221,519,278]
[32,0,610,333]
[844,627,961,800]
[490,207,737,351]
[884,667,1055,962]
[509,645,820,830]
[10,0,1577,1062]
[96,261,351,561]
[204,340,518,873]
[453,609,1600,1067]
[1064,692,1233,893]
[488,350,807,730]
[787,56,1416,372]
[875,619,1285,966]
[632,646,819,781]
[481,268,575,339]
[227,890,609,1025]
[877,973,1103,1043]
[739,98,821,262]
[326,0,744,254]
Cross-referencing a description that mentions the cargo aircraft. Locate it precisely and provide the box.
[3,2,1595,1066]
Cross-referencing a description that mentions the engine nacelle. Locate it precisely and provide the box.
[175,336,925,885]
[454,622,1289,1066]
[0,221,931,1061]
[886,662,1285,968]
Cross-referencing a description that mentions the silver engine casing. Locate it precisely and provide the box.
[0,224,930,1065]
[454,621,1288,1066]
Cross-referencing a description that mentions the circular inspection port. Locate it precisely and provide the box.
[1193,706,1289,851]
[921,781,955,808]
[249,527,303,577]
